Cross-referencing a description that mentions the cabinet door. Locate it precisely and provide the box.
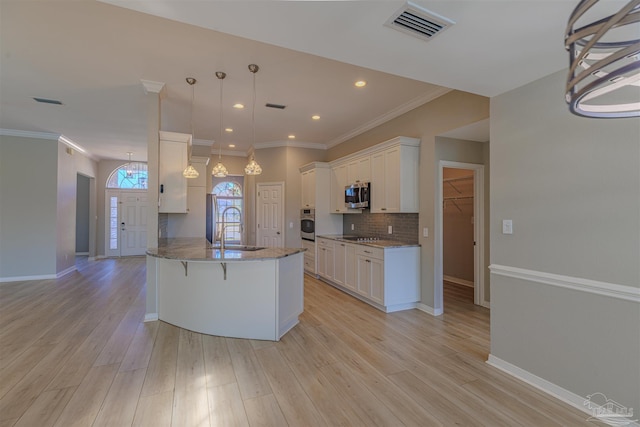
[334,242,346,286]
[344,244,357,291]
[301,170,315,208]
[356,255,371,296]
[331,165,347,213]
[357,156,371,183]
[326,245,335,280]
[384,147,401,213]
[370,151,386,213]
[369,257,384,304]
[317,245,327,278]
[159,140,188,213]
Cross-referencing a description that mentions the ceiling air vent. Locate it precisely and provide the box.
[33,97,63,105]
[265,103,286,110]
[385,1,455,42]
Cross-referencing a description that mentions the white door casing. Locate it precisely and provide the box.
[257,182,284,247]
[436,161,486,312]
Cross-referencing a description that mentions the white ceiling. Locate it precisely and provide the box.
[1,0,618,161]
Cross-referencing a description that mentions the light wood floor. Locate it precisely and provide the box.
[0,257,593,426]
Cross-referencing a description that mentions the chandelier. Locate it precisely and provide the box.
[212,71,229,178]
[245,64,263,175]
[565,0,640,118]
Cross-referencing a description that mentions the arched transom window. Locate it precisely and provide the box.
[106,162,148,189]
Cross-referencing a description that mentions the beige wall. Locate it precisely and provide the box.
[327,90,490,309]
[0,135,97,279]
[491,69,639,410]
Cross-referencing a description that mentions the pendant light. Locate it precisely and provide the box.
[212,71,229,178]
[564,0,640,118]
[245,64,262,175]
[183,77,200,179]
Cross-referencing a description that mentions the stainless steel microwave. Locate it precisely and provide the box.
[345,182,370,209]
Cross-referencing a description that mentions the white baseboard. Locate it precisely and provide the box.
[480,300,491,309]
[0,273,57,283]
[56,266,76,278]
[487,355,640,427]
[443,275,474,288]
[416,303,443,316]
[144,313,158,322]
[75,252,89,256]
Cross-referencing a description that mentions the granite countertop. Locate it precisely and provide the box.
[146,238,305,261]
[317,235,420,249]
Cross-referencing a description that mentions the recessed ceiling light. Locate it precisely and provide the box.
[225,128,233,133]
[312,115,320,120]
[288,135,295,139]
[228,144,235,148]
[233,103,244,109]
[355,80,367,88]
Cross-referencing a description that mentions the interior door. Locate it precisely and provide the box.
[257,183,284,247]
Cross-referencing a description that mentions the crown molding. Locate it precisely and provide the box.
[253,140,327,151]
[192,137,213,146]
[326,87,452,148]
[0,128,60,140]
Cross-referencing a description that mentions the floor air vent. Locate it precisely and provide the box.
[385,1,455,42]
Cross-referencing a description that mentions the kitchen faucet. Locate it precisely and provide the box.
[219,206,243,251]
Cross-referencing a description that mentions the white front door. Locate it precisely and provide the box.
[106,190,148,257]
[256,183,284,247]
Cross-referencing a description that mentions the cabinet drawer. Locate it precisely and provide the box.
[356,246,384,259]
[317,238,334,249]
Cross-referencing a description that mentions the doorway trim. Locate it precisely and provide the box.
[436,161,487,312]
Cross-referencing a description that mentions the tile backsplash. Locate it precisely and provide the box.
[342,211,419,244]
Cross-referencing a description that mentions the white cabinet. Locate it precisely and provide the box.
[347,156,371,184]
[301,239,315,274]
[333,241,347,287]
[356,246,384,304]
[317,238,334,280]
[370,143,419,213]
[301,169,316,208]
[159,132,190,213]
[316,237,420,313]
[330,164,361,214]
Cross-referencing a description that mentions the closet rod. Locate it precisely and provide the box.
[443,176,473,183]
[443,196,474,201]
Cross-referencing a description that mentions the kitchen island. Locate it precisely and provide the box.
[146,238,305,341]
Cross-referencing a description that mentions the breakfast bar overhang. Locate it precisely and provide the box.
[146,238,305,341]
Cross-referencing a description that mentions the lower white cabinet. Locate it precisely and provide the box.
[301,239,315,274]
[316,237,419,312]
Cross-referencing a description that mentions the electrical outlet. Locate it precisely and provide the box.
[388,225,393,234]
[423,227,429,237]
[502,219,513,235]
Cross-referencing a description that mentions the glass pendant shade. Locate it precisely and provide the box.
[212,161,228,178]
[244,157,262,175]
[125,152,134,177]
[182,163,199,178]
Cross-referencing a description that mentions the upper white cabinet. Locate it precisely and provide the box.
[330,164,362,214]
[301,169,316,208]
[347,157,371,184]
[370,139,419,213]
[159,131,190,214]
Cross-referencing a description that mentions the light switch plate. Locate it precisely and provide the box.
[423,227,429,237]
[388,225,393,234]
[502,219,513,234]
